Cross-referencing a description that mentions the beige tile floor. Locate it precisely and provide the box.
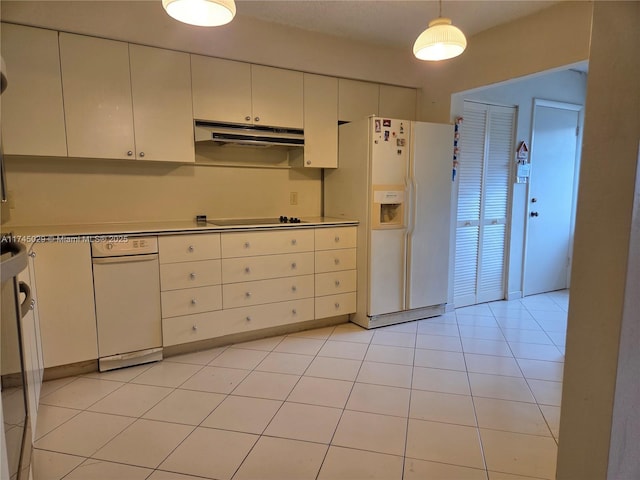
[32,291,567,480]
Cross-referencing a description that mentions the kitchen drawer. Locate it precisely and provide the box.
[221,229,314,258]
[315,270,357,297]
[159,234,221,264]
[223,274,314,308]
[161,285,222,318]
[315,292,357,319]
[315,248,357,273]
[315,226,357,250]
[219,298,315,336]
[222,252,314,284]
[162,309,226,347]
[160,259,221,291]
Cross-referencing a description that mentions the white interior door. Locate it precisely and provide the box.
[454,102,515,307]
[524,100,581,296]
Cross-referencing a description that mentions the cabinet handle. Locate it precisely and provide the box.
[191,299,197,305]
[335,280,341,287]
[254,116,260,122]
[127,150,133,157]
[335,302,340,309]
[28,251,36,258]
[335,236,340,243]
[246,316,252,322]
[244,242,250,249]
[292,309,297,315]
[139,152,145,158]
[245,292,251,298]
[291,285,297,292]
[188,245,195,252]
[245,115,251,121]
[291,239,297,246]
[244,267,251,274]
[192,325,198,331]
[291,262,297,269]
[334,258,340,265]
[189,272,196,280]
[306,160,312,165]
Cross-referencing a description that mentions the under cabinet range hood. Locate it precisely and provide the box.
[195,120,304,148]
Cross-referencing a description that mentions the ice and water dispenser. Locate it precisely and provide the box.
[371,185,405,229]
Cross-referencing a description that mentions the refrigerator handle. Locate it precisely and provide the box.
[403,178,416,310]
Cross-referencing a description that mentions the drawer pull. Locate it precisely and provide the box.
[191,299,197,305]
[335,236,340,243]
[291,239,297,246]
[291,285,297,292]
[291,262,297,269]
[192,325,198,331]
[335,280,341,287]
[189,272,196,280]
[188,245,195,252]
[244,242,250,249]
[244,267,251,274]
[292,309,297,315]
[335,302,340,309]
[246,316,252,322]
[334,258,340,265]
[245,292,251,298]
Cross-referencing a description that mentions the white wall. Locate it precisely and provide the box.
[450,68,587,300]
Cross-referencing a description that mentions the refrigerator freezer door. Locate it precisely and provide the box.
[369,229,406,315]
[407,122,454,309]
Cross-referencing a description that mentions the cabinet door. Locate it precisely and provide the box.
[303,74,338,168]
[379,85,417,121]
[129,45,194,162]
[31,242,98,368]
[191,55,252,124]
[1,24,67,156]
[251,65,303,128]
[338,79,379,122]
[59,33,135,159]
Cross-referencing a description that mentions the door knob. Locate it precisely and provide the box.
[530,211,539,217]
[531,198,538,203]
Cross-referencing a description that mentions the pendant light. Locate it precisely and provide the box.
[413,0,466,61]
[162,0,236,27]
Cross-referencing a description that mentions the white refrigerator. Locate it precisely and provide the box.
[324,116,453,328]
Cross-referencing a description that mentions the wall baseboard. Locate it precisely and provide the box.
[507,291,523,301]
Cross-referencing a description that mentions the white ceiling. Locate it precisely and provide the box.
[236,1,559,50]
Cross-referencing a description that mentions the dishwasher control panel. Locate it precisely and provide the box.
[91,236,158,257]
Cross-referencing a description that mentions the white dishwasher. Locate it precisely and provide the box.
[92,236,162,371]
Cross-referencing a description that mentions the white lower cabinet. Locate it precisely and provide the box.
[223,275,314,309]
[314,227,357,320]
[158,226,356,348]
[159,234,222,347]
[28,242,98,368]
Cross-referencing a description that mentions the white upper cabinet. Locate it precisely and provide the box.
[60,33,136,160]
[191,55,252,125]
[251,65,303,128]
[191,56,303,129]
[379,85,417,121]
[1,24,67,156]
[303,73,338,168]
[129,45,194,162]
[60,33,194,162]
[338,79,379,122]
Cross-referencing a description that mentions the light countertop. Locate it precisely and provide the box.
[2,217,358,242]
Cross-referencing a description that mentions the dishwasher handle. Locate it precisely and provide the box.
[92,253,159,265]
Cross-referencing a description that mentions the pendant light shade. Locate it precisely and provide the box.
[413,10,466,61]
[162,0,236,27]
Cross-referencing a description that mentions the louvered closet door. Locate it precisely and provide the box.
[454,102,515,307]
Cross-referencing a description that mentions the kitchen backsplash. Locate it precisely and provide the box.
[2,156,321,226]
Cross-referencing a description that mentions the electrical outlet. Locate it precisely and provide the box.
[290,192,298,205]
